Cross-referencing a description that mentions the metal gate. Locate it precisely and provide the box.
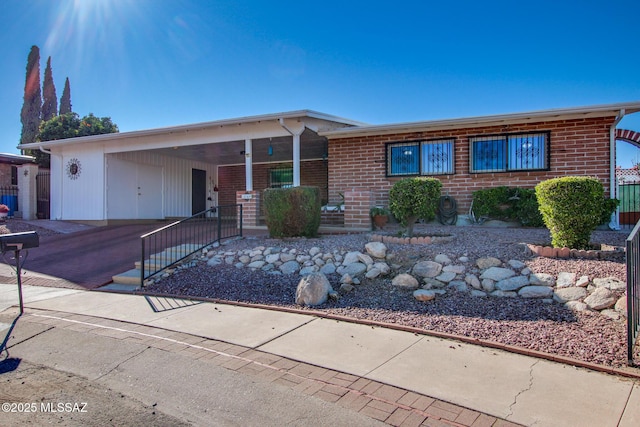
[36,170,50,219]
[618,181,640,230]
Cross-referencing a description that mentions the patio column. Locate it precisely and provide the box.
[244,138,253,191]
[278,118,305,187]
[293,133,301,187]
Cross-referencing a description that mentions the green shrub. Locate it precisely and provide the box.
[389,177,442,237]
[471,186,544,227]
[535,176,611,249]
[263,186,321,238]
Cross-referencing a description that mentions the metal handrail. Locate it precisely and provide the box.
[140,204,242,286]
[626,219,640,365]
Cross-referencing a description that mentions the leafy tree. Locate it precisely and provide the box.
[42,56,58,121]
[20,45,42,146]
[59,77,72,114]
[35,112,119,167]
[388,177,442,237]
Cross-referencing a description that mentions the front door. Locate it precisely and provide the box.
[192,169,207,215]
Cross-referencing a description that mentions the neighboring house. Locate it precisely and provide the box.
[0,152,35,216]
[18,102,640,230]
[0,152,35,187]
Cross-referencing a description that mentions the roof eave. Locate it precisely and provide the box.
[319,101,640,138]
[18,109,367,150]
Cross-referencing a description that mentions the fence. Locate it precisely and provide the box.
[36,170,50,219]
[626,220,640,365]
[0,186,19,217]
[140,204,242,284]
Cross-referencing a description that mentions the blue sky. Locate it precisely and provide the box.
[2,0,640,165]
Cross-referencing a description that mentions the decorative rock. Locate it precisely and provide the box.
[465,274,481,290]
[584,288,616,310]
[373,262,390,275]
[436,271,457,283]
[341,274,353,284]
[423,278,446,289]
[458,256,469,263]
[357,253,374,266]
[247,260,266,269]
[295,273,333,306]
[365,242,387,259]
[518,286,553,298]
[601,309,621,320]
[490,290,517,298]
[443,265,465,274]
[341,262,367,277]
[508,260,526,269]
[521,267,532,276]
[576,276,590,287]
[434,254,452,265]
[480,267,516,282]
[265,253,280,264]
[412,261,443,278]
[448,281,468,292]
[320,263,336,275]
[340,283,355,292]
[553,287,587,303]
[392,274,419,289]
[299,266,317,276]
[529,273,555,287]
[556,272,576,288]
[342,251,363,265]
[207,257,223,266]
[365,268,382,279]
[309,247,321,257]
[279,260,300,275]
[280,253,296,262]
[239,255,250,264]
[470,290,487,297]
[615,296,627,314]
[592,277,626,291]
[494,276,529,292]
[565,301,589,312]
[413,289,436,301]
[476,257,501,269]
[481,279,496,293]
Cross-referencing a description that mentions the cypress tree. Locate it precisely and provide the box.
[42,56,57,121]
[59,77,72,114]
[20,45,42,146]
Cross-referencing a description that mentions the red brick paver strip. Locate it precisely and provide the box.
[18,310,523,427]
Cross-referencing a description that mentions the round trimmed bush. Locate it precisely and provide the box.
[535,176,608,249]
[389,177,442,237]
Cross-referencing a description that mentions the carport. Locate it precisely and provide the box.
[19,111,363,228]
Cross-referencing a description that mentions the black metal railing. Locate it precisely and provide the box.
[626,219,640,365]
[140,204,242,285]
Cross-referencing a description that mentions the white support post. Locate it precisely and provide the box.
[245,138,253,191]
[293,133,301,187]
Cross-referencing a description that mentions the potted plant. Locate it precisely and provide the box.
[370,206,390,229]
[0,204,9,219]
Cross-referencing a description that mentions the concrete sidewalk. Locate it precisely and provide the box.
[1,283,639,427]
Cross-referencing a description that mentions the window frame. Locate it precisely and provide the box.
[469,131,550,173]
[385,138,455,177]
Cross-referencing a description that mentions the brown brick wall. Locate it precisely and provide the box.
[218,160,328,206]
[328,117,615,213]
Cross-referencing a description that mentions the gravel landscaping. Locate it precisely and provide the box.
[147,224,640,370]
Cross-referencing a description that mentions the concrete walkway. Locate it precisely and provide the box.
[1,283,638,426]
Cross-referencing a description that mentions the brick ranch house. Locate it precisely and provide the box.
[18,102,640,230]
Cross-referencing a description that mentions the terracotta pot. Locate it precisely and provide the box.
[372,215,388,229]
